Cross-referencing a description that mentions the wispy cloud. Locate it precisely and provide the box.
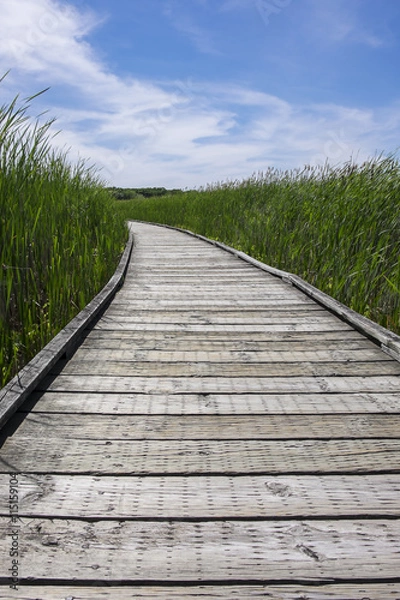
[0,0,104,82]
[309,0,387,48]
[0,0,398,189]
[163,0,220,55]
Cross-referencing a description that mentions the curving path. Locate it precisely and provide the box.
[0,221,400,598]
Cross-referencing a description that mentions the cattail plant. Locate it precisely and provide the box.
[0,80,127,386]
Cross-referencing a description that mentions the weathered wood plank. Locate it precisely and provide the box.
[79,340,380,358]
[83,328,364,342]
[1,474,399,518]
[1,438,400,474]
[111,291,331,301]
[92,321,355,333]
[80,336,376,352]
[71,347,391,364]
[125,279,296,287]
[118,288,303,297]
[108,298,323,308]
[0,584,397,599]
[53,359,400,377]
[25,391,400,414]
[116,281,310,290]
[39,374,400,394]
[7,413,400,440]
[123,275,288,283]
[93,309,356,324]
[128,264,268,271]
[0,518,399,581]
[104,308,327,319]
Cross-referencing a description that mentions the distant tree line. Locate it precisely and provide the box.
[108,187,183,200]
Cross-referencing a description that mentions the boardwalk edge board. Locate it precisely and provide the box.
[142,221,400,362]
[0,228,134,429]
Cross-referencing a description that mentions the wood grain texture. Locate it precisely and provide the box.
[52,358,400,377]
[1,221,400,596]
[0,518,399,581]
[92,321,354,333]
[71,347,391,364]
[7,413,400,440]
[39,373,400,394]
[0,474,399,518]
[24,390,400,414]
[1,438,400,474]
[81,328,370,343]
[80,334,377,351]
[0,584,397,599]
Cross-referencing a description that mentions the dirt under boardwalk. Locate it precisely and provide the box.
[0,221,400,599]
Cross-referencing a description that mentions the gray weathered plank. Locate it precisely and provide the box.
[107,298,328,308]
[1,474,399,518]
[1,438,400,474]
[53,359,400,377]
[0,584,397,599]
[105,307,326,318]
[8,413,400,440]
[25,391,400,414]
[0,518,399,581]
[83,328,366,342]
[92,321,355,332]
[71,347,391,364]
[39,374,400,394]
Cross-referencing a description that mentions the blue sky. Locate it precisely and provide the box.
[1,0,400,188]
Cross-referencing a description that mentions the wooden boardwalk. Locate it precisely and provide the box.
[1,220,400,598]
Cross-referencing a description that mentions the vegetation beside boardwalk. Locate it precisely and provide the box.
[115,157,400,335]
[2,81,399,389]
[0,87,127,387]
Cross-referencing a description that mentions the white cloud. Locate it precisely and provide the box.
[163,0,220,55]
[0,0,398,189]
[0,0,103,80]
[309,0,387,48]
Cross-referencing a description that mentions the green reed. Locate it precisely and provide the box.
[0,86,127,387]
[116,157,400,334]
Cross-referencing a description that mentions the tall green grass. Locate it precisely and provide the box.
[116,158,400,334]
[1,85,127,387]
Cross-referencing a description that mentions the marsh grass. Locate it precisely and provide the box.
[116,158,400,334]
[0,85,127,387]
